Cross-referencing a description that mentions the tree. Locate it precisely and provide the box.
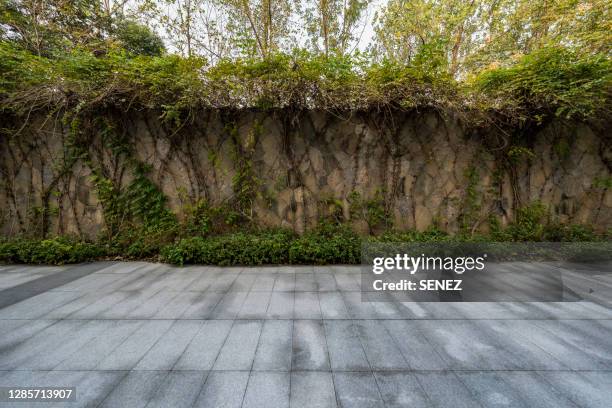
[372,0,611,77]
[0,0,111,55]
[114,20,165,56]
[221,0,295,58]
[301,0,371,56]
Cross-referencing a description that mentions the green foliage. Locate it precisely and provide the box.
[161,230,296,266]
[593,176,612,189]
[369,226,450,243]
[114,20,165,57]
[348,190,390,233]
[459,166,481,233]
[288,222,361,264]
[473,47,611,120]
[542,224,600,242]
[0,237,103,265]
[1,40,608,122]
[181,200,243,236]
[507,146,535,163]
[490,202,548,241]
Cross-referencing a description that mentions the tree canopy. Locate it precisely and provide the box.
[0,0,610,122]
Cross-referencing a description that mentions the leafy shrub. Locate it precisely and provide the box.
[370,226,450,242]
[161,230,295,266]
[288,222,361,264]
[542,224,599,242]
[0,237,104,265]
[474,47,611,120]
[490,202,548,241]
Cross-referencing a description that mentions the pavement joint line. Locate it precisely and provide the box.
[3,369,612,373]
[3,317,612,321]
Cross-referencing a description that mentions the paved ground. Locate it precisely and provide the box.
[0,262,611,407]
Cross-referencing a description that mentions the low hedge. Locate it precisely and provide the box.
[160,225,361,266]
[0,222,607,266]
[0,237,104,265]
[160,230,296,266]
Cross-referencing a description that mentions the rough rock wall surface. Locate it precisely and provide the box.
[1,110,610,238]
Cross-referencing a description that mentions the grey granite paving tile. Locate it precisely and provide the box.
[181,291,225,319]
[333,273,360,291]
[394,301,433,319]
[457,371,577,408]
[56,273,117,292]
[34,370,86,403]
[154,267,203,291]
[99,269,155,293]
[253,320,292,371]
[0,273,44,289]
[417,320,566,370]
[540,371,612,408]
[21,320,110,370]
[0,370,55,407]
[355,320,410,370]
[373,372,429,408]
[531,319,612,369]
[381,320,447,370]
[0,319,56,350]
[66,291,132,319]
[0,320,86,370]
[498,320,602,370]
[238,291,272,319]
[186,268,218,292]
[294,292,322,319]
[207,272,240,292]
[41,292,102,319]
[295,273,317,291]
[193,371,249,408]
[213,320,263,370]
[49,371,126,408]
[97,288,162,319]
[415,372,483,408]
[290,371,337,408]
[146,371,207,408]
[333,372,384,408]
[266,291,294,319]
[319,292,349,319]
[324,320,369,371]
[342,292,377,319]
[292,320,330,370]
[368,299,403,319]
[118,265,165,291]
[99,370,168,408]
[153,290,202,319]
[174,320,233,370]
[210,291,248,319]
[242,371,290,408]
[472,320,568,369]
[273,274,295,292]
[0,368,49,387]
[135,320,203,370]
[250,273,277,291]
[97,320,174,370]
[0,290,81,319]
[126,290,181,318]
[315,273,338,291]
[230,273,257,292]
[56,320,142,370]
[92,261,148,274]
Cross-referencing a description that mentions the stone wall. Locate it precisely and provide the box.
[1,109,610,238]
